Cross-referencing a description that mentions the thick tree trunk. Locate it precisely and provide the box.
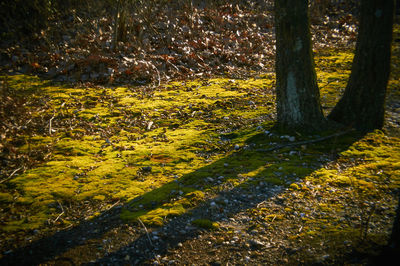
[328,0,394,131]
[275,0,326,131]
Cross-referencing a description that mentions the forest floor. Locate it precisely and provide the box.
[1,2,400,265]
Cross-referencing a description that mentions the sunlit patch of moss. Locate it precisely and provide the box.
[121,204,186,227]
[314,51,353,114]
[289,183,300,190]
[1,44,397,239]
[93,195,106,201]
[264,214,284,222]
[192,219,220,230]
[121,188,206,226]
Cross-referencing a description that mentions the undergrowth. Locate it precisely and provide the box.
[0,44,399,263]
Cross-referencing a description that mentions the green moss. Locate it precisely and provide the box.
[0,192,13,203]
[121,204,186,227]
[2,46,399,235]
[289,183,300,190]
[192,219,220,230]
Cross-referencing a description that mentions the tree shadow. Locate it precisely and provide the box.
[0,129,364,265]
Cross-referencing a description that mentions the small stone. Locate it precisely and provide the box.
[288,136,295,142]
[141,166,152,172]
[177,242,183,247]
[234,144,240,150]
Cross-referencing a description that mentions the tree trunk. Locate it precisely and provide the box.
[112,0,128,51]
[328,0,394,131]
[275,0,326,131]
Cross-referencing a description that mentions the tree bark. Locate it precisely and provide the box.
[112,0,128,51]
[275,0,326,131]
[328,0,394,131]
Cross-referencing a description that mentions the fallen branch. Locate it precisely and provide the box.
[256,128,355,153]
[0,167,22,184]
[138,218,154,247]
[53,200,65,223]
[106,200,120,212]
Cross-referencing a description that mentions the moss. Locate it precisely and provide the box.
[192,219,220,230]
[289,183,300,190]
[121,188,206,226]
[2,46,399,235]
[121,204,186,227]
[265,214,284,222]
[93,195,106,201]
[0,192,13,203]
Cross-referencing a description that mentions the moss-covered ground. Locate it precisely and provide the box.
[0,33,399,263]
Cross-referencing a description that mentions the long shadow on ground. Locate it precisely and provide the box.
[0,129,362,265]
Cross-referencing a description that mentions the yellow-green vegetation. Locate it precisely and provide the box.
[0,73,275,232]
[315,49,354,113]
[192,219,220,230]
[0,44,399,238]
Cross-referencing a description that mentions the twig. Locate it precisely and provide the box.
[0,167,22,184]
[167,60,180,72]
[53,200,65,223]
[48,111,56,136]
[149,62,161,88]
[255,128,355,153]
[256,200,267,208]
[106,200,120,211]
[138,218,154,246]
